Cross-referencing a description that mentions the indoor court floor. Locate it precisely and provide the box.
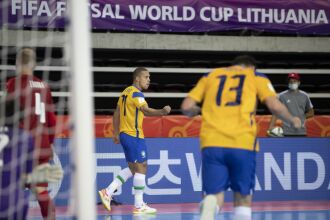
[27,201,330,220]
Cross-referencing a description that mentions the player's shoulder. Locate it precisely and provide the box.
[6,76,18,87]
[6,76,15,83]
[32,76,49,87]
[131,86,145,98]
[205,67,230,78]
[279,90,289,95]
[298,90,309,97]
[121,85,134,94]
[254,71,269,79]
[122,85,143,96]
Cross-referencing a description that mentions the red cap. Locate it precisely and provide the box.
[288,72,300,80]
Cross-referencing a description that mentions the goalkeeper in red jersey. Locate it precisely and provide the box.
[0,99,62,220]
[6,48,57,220]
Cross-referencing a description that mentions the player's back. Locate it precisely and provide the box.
[6,75,56,156]
[118,85,146,138]
[0,126,34,219]
[190,66,275,151]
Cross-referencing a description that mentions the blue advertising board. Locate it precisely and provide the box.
[49,138,330,205]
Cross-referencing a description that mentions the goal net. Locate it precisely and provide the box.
[0,1,96,219]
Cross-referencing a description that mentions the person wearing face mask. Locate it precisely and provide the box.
[268,72,314,137]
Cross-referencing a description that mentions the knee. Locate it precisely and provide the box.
[135,163,147,174]
[234,193,252,207]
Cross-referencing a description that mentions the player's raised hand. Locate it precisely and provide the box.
[162,105,171,115]
[113,134,120,144]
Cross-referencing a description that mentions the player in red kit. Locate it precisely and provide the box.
[6,48,57,220]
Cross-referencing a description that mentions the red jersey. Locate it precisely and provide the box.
[6,74,56,163]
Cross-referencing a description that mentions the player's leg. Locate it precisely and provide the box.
[98,166,133,211]
[117,132,155,214]
[200,192,223,220]
[227,148,256,220]
[131,162,156,214]
[200,147,229,220]
[131,162,148,212]
[98,133,137,211]
[106,167,133,195]
[31,148,56,220]
[32,184,56,220]
[233,193,252,220]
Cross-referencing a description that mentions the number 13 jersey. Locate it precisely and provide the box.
[188,66,276,151]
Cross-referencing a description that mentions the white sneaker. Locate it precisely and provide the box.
[98,189,112,211]
[200,195,217,220]
[133,203,157,214]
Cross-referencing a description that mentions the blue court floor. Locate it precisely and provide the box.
[27,201,330,220]
[27,210,330,220]
[99,210,330,220]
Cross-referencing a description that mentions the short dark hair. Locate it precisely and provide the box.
[133,67,148,81]
[232,55,257,67]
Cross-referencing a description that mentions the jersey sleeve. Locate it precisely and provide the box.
[132,92,147,108]
[278,93,285,104]
[6,78,15,94]
[305,95,313,112]
[188,74,208,103]
[255,72,277,102]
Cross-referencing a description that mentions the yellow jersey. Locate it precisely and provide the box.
[117,85,147,138]
[188,66,276,151]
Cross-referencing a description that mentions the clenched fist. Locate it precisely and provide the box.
[162,105,171,115]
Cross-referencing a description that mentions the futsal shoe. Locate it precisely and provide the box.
[98,189,112,211]
[133,203,157,214]
[200,195,218,220]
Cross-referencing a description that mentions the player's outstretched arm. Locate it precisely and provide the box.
[140,104,171,116]
[181,97,200,117]
[305,108,314,119]
[264,96,302,129]
[25,164,63,184]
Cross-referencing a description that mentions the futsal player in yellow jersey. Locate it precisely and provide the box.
[98,67,171,214]
[181,56,301,220]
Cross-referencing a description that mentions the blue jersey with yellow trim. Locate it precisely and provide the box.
[188,66,276,151]
[117,86,147,138]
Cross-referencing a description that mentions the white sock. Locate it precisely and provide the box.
[106,167,133,196]
[133,173,146,208]
[233,206,252,220]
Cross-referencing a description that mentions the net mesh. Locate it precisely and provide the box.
[1,0,76,218]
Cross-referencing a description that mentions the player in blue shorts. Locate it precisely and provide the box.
[98,67,171,214]
[181,55,301,220]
